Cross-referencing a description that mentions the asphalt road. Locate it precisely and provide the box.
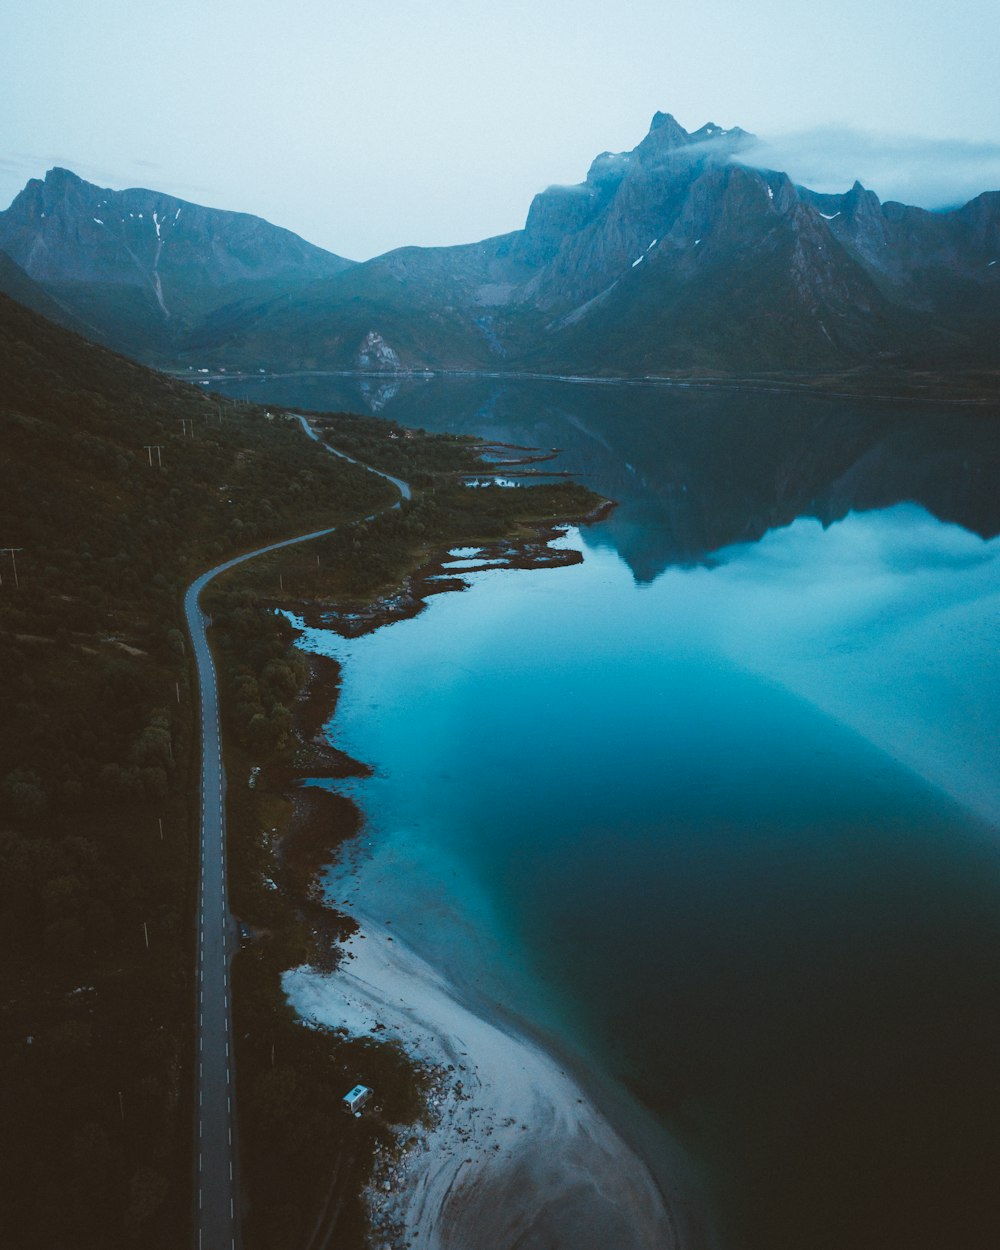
[184,417,409,1249]
[294,413,412,501]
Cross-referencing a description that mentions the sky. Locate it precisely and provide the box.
[3,0,1000,260]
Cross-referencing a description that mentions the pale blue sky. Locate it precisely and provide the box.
[3,0,999,259]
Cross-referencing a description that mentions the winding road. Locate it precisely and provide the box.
[184,417,409,1250]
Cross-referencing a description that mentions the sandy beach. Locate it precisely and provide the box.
[284,920,680,1250]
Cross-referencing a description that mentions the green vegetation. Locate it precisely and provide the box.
[202,415,602,1250]
[311,409,482,478]
[204,600,427,1250]
[0,293,391,1249]
[224,410,599,605]
[0,290,603,1249]
[237,476,598,605]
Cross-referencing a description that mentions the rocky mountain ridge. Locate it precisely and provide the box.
[1,116,998,379]
[0,167,353,358]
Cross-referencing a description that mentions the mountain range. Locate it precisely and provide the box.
[0,167,352,360]
[1,113,998,379]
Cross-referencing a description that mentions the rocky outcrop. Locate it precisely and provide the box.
[3,115,999,376]
[356,330,402,371]
[242,111,998,376]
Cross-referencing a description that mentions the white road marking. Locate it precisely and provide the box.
[187,443,409,1247]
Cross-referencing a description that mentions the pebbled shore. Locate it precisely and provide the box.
[284,918,680,1250]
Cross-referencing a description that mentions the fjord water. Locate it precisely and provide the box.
[270,377,1000,1250]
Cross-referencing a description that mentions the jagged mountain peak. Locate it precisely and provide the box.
[842,179,883,216]
[648,112,689,144]
[13,167,324,260]
[16,166,89,196]
[0,165,355,360]
[645,113,756,151]
[4,113,999,380]
[44,166,86,183]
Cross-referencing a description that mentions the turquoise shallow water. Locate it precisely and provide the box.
[290,503,1000,1250]
[249,372,1000,1249]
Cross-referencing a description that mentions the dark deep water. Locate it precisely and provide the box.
[228,373,1000,1250]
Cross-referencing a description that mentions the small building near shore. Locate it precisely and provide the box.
[343,1084,373,1116]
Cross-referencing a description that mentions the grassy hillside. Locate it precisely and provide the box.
[0,293,605,1249]
[201,431,600,1250]
[0,292,394,1249]
[0,249,97,339]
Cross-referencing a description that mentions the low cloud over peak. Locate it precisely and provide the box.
[737,127,1000,209]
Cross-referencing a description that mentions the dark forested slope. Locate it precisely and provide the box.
[0,292,392,1249]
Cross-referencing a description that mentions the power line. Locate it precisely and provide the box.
[0,547,23,589]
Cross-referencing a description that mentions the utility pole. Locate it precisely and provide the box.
[143,445,164,468]
[179,419,194,438]
[0,548,22,589]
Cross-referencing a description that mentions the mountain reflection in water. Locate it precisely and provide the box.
[228,372,1000,1250]
[218,372,1000,581]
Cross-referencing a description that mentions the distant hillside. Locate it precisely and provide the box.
[4,116,999,380]
[168,113,1000,379]
[0,247,95,338]
[0,168,354,361]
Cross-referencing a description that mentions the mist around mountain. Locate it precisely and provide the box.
[1,114,998,380]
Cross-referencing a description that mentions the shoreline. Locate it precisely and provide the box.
[196,365,1000,407]
[286,513,613,639]
[271,520,707,1249]
[284,916,684,1250]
